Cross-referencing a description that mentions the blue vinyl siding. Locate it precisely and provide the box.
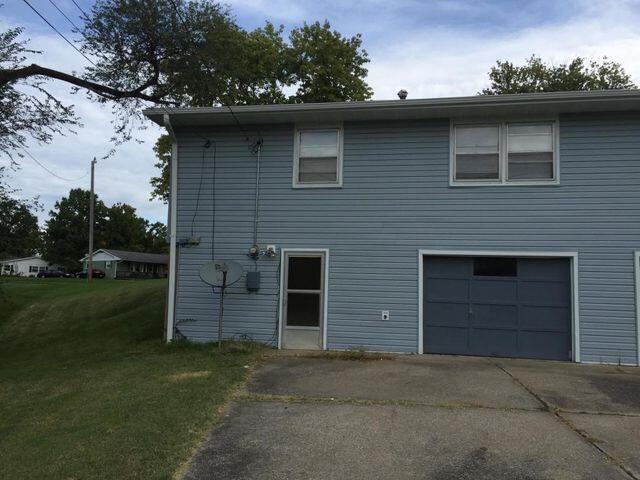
[173,112,640,364]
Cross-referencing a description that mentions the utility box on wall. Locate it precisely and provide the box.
[246,271,260,291]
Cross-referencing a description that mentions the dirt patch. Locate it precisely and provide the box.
[166,371,212,382]
[300,350,396,361]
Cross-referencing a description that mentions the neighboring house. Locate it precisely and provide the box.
[0,256,62,277]
[145,89,640,366]
[79,249,169,279]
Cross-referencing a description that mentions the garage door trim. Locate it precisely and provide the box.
[634,251,640,366]
[418,250,580,362]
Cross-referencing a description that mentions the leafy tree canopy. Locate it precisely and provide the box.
[148,19,372,202]
[481,55,636,95]
[0,167,42,259]
[42,188,166,271]
[1,1,372,166]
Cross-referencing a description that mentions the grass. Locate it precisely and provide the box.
[0,277,263,480]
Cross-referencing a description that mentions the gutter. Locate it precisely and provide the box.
[143,89,640,126]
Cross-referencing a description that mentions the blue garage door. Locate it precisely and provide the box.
[423,256,572,361]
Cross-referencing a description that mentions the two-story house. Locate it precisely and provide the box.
[144,90,640,365]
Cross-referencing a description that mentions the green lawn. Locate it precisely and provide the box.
[0,277,263,479]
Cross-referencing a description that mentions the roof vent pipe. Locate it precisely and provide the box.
[397,89,408,100]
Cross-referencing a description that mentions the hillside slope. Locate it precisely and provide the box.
[0,278,261,479]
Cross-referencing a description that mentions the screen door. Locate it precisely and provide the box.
[282,252,325,350]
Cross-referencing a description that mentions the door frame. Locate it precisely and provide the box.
[634,251,640,366]
[278,248,329,350]
[418,249,580,362]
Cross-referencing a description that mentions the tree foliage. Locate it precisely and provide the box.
[481,55,636,95]
[42,188,166,271]
[0,168,42,259]
[42,189,108,271]
[146,18,373,202]
[1,1,372,163]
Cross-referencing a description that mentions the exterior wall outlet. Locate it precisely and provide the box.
[381,310,390,321]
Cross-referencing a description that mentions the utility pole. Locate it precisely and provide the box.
[88,157,97,284]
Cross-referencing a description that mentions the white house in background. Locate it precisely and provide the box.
[79,249,169,279]
[0,256,62,277]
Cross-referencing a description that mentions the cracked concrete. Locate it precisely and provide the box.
[182,354,640,480]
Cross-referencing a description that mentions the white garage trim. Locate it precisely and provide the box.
[417,249,580,362]
[635,251,640,366]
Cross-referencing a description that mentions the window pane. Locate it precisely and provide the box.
[474,258,517,277]
[286,293,320,327]
[455,126,499,155]
[508,123,553,152]
[300,130,338,158]
[508,152,554,180]
[455,154,499,180]
[288,256,322,290]
[299,157,338,183]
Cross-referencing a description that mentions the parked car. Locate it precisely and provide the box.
[75,269,106,279]
[36,270,64,278]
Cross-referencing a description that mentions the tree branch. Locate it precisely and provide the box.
[0,63,177,105]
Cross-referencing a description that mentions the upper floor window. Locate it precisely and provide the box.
[451,121,558,185]
[293,127,343,188]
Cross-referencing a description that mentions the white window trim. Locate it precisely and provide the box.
[292,124,343,188]
[450,118,560,186]
[417,249,580,362]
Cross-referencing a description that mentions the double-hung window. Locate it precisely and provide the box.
[293,127,343,187]
[452,121,557,185]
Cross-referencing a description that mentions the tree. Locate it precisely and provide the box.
[42,189,108,271]
[149,134,172,203]
[102,203,149,252]
[288,21,372,103]
[144,222,168,253]
[481,55,636,95]
[147,19,372,202]
[0,168,42,259]
[2,1,372,164]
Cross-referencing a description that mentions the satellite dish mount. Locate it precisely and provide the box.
[199,260,244,348]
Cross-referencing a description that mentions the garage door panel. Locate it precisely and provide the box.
[518,258,569,280]
[425,257,469,278]
[425,302,468,327]
[470,280,517,303]
[424,326,468,354]
[470,329,518,357]
[425,278,468,302]
[471,304,518,329]
[519,281,570,306]
[423,256,572,361]
[519,331,571,360]
[520,306,571,332]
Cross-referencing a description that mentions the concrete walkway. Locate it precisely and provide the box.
[183,353,640,480]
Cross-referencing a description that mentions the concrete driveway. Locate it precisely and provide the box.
[183,353,640,480]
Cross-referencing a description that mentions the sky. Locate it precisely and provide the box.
[4,0,640,225]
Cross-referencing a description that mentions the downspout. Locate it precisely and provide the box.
[253,140,263,247]
[164,113,179,342]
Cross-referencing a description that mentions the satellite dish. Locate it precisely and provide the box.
[199,260,243,287]
[199,260,244,348]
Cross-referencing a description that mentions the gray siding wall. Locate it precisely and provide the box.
[173,112,640,364]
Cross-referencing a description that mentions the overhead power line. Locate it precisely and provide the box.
[20,147,90,182]
[48,0,82,31]
[70,0,90,19]
[22,0,96,66]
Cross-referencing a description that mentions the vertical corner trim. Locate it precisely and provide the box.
[165,114,178,343]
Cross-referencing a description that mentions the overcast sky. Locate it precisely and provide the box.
[4,0,640,225]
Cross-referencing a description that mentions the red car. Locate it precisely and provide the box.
[75,269,106,279]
